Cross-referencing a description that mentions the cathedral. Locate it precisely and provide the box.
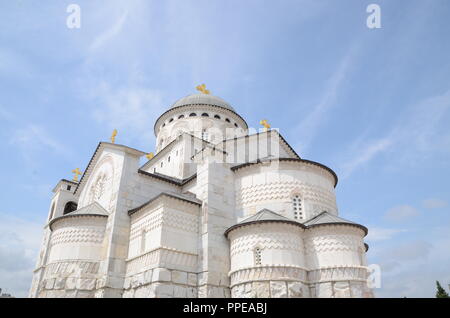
[29,86,373,298]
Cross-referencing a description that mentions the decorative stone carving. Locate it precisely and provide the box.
[270,281,287,298]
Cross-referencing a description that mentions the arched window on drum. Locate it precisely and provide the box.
[292,194,303,220]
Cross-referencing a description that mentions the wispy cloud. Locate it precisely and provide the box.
[423,198,448,209]
[293,48,356,153]
[89,10,129,52]
[366,227,407,242]
[338,89,450,178]
[10,124,71,164]
[384,205,420,223]
[340,137,393,178]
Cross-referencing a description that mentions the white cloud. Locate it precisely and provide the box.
[90,82,165,145]
[366,227,407,242]
[383,240,432,262]
[371,239,450,297]
[423,198,448,209]
[0,214,43,298]
[384,205,420,223]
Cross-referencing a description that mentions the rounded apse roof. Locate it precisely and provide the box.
[170,93,235,111]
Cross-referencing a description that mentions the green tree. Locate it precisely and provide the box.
[436,281,450,298]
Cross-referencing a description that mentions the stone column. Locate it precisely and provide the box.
[95,151,141,298]
[195,149,236,298]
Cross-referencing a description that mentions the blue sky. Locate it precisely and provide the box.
[1,0,449,297]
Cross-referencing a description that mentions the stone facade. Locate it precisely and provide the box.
[30,92,373,298]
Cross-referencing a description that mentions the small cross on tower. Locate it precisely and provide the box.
[196,84,210,95]
[72,168,82,182]
[110,129,118,143]
[260,119,271,131]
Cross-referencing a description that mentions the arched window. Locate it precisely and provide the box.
[225,118,231,123]
[201,113,209,117]
[178,114,185,119]
[292,195,303,220]
[48,202,55,221]
[254,247,262,265]
[63,201,78,215]
[189,113,197,117]
[160,162,163,168]
[234,123,238,128]
[162,123,166,127]
[169,118,174,123]
[168,156,171,162]
[214,115,221,120]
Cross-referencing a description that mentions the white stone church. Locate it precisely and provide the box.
[30,88,374,298]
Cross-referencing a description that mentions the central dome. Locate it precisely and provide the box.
[170,93,235,111]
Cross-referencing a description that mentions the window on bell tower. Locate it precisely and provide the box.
[292,195,303,220]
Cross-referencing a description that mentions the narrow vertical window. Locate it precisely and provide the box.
[254,247,262,265]
[201,129,209,141]
[141,229,146,254]
[292,195,303,220]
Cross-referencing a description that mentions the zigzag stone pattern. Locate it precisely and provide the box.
[236,180,337,216]
[50,228,105,246]
[126,247,198,275]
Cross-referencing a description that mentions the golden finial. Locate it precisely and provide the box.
[110,129,118,143]
[72,168,82,182]
[146,152,154,160]
[260,119,271,130]
[196,83,210,94]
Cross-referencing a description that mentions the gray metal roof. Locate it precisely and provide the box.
[128,192,202,216]
[303,211,368,235]
[239,209,293,223]
[225,210,368,237]
[225,209,306,236]
[49,202,109,230]
[170,93,235,111]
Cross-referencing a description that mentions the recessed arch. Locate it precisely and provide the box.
[63,201,78,215]
[189,113,197,117]
[214,114,221,120]
[201,113,209,117]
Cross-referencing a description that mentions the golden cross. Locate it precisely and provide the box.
[196,84,210,95]
[72,168,82,182]
[146,152,154,160]
[260,119,271,130]
[110,129,118,143]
